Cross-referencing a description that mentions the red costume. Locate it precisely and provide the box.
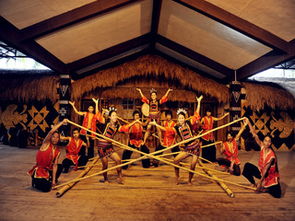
[80,112,97,135]
[202,116,214,141]
[141,95,168,121]
[120,122,144,148]
[222,140,240,165]
[258,148,280,188]
[65,138,84,166]
[28,144,60,180]
[97,123,126,157]
[162,120,176,147]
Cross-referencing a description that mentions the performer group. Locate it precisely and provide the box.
[28,87,281,198]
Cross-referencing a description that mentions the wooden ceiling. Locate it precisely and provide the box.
[0,0,294,81]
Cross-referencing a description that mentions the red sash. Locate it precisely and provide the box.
[28,144,60,180]
[66,138,83,165]
[258,148,280,188]
[223,140,240,165]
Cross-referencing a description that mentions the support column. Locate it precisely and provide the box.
[58,74,71,136]
[229,81,242,134]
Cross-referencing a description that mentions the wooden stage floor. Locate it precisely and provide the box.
[0,144,294,221]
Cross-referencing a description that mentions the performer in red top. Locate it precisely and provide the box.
[136,87,173,143]
[200,109,229,162]
[152,110,178,167]
[69,98,100,159]
[216,121,246,176]
[61,128,88,173]
[27,119,66,192]
[121,110,150,169]
[151,95,203,185]
[242,118,281,198]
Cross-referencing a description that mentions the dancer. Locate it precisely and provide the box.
[151,95,203,185]
[152,110,178,167]
[69,99,100,158]
[94,105,138,184]
[121,110,150,169]
[136,88,173,143]
[201,109,229,162]
[242,118,281,198]
[61,128,88,173]
[27,119,66,192]
[216,121,247,176]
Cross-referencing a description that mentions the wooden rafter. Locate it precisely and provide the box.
[173,0,289,52]
[20,0,143,41]
[0,17,68,73]
[156,35,234,78]
[68,33,152,72]
[237,40,295,80]
[150,0,162,48]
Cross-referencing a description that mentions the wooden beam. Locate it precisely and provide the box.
[0,17,68,74]
[20,0,142,41]
[150,0,162,48]
[156,35,234,77]
[173,0,289,52]
[68,33,152,72]
[72,47,151,80]
[237,40,295,80]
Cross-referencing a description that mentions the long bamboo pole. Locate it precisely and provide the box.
[53,117,255,190]
[56,157,99,198]
[198,159,234,198]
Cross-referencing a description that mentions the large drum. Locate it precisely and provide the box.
[141,103,149,117]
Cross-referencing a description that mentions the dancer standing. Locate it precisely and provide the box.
[201,109,229,162]
[27,119,66,192]
[242,118,281,198]
[152,110,178,167]
[69,99,101,159]
[121,110,150,169]
[136,88,173,143]
[151,95,203,185]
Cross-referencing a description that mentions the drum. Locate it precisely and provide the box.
[141,103,149,117]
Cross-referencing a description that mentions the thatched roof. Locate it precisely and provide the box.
[72,55,229,103]
[0,74,59,102]
[243,82,295,110]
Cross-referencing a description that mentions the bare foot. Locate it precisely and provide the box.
[188,181,193,186]
[175,177,180,185]
[117,177,124,185]
[99,179,110,184]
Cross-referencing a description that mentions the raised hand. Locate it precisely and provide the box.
[69,101,75,106]
[196,95,203,102]
[92,98,99,104]
[136,88,141,92]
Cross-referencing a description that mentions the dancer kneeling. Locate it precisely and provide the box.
[216,120,247,176]
[150,96,203,185]
[61,128,88,173]
[27,119,66,192]
[242,118,281,198]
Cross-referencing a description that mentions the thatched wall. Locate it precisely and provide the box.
[0,74,59,102]
[71,55,229,103]
[243,82,295,110]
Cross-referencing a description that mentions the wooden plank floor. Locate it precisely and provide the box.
[0,144,294,221]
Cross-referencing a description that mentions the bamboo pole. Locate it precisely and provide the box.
[198,159,235,198]
[53,117,255,191]
[201,141,222,149]
[56,157,99,198]
[159,157,230,175]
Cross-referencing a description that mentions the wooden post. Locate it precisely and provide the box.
[58,74,71,136]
